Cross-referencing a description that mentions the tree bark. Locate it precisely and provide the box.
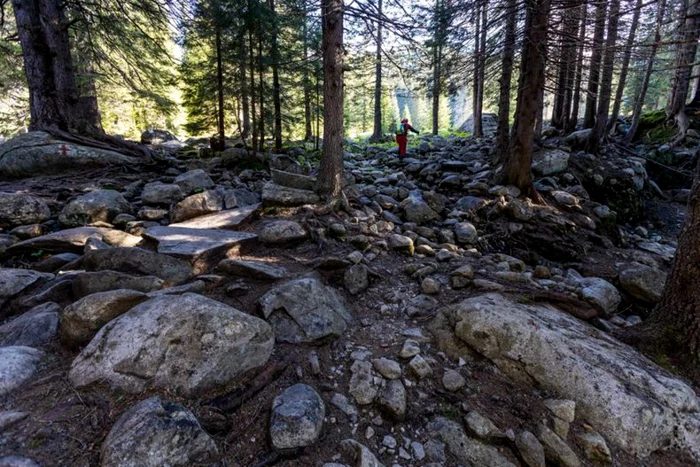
[583,0,607,129]
[269,0,282,152]
[607,0,642,134]
[626,0,667,143]
[239,37,251,139]
[317,0,345,202]
[215,23,226,147]
[501,0,551,197]
[257,35,265,152]
[302,3,313,141]
[370,0,383,142]
[495,0,517,160]
[477,0,488,132]
[566,1,587,133]
[249,27,258,151]
[472,0,483,137]
[432,0,443,136]
[587,0,620,153]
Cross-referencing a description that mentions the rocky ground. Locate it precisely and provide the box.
[0,129,699,467]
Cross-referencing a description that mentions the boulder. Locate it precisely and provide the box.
[430,417,517,467]
[270,384,325,450]
[81,248,193,285]
[271,169,317,191]
[171,190,224,223]
[340,439,384,467]
[174,169,215,194]
[0,193,51,229]
[618,264,667,304]
[218,258,287,280]
[400,191,440,225]
[141,183,184,206]
[532,149,570,176]
[0,456,41,467]
[259,275,353,343]
[7,227,141,254]
[259,220,308,245]
[141,129,178,145]
[0,132,140,178]
[0,302,59,346]
[170,204,259,230]
[60,289,149,347]
[454,222,478,244]
[0,346,43,396]
[101,396,218,467]
[72,271,164,298]
[564,129,593,149]
[0,268,54,310]
[579,277,621,315]
[442,293,700,459]
[70,293,274,396]
[223,188,260,208]
[59,190,133,227]
[262,182,320,207]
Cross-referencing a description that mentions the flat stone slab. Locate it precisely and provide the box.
[271,169,317,191]
[144,226,257,274]
[7,227,141,254]
[170,204,260,230]
[218,259,288,280]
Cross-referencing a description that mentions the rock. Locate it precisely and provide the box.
[174,169,214,194]
[331,393,359,422]
[259,275,353,343]
[421,277,441,294]
[81,248,193,286]
[0,193,50,229]
[141,129,178,144]
[344,264,369,295]
[579,277,621,315]
[141,183,184,205]
[270,384,325,449]
[454,222,478,244]
[7,227,141,254]
[537,424,581,467]
[262,182,320,207]
[464,411,504,440]
[143,226,256,274]
[551,190,579,207]
[376,379,406,419]
[618,264,666,304]
[0,410,28,429]
[442,369,465,391]
[69,293,274,396]
[60,289,149,347]
[0,456,41,467]
[224,188,260,208]
[577,430,612,463]
[0,268,53,310]
[259,220,308,245]
[0,302,59,346]
[444,293,700,459]
[400,191,440,225]
[564,129,592,149]
[271,169,317,191]
[218,258,287,280]
[408,354,432,379]
[430,417,517,467]
[455,195,486,212]
[100,396,218,467]
[544,399,576,423]
[387,234,414,254]
[349,360,378,405]
[532,149,570,176]
[169,204,259,230]
[400,339,420,358]
[0,131,141,178]
[515,431,546,467]
[372,358,401,379]
[340,439,384,467]
[171,190,224,223]
[72,271,163,298]
[0,346,43,396]
[59,190,133,227]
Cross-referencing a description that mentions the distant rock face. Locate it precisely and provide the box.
[0,132,140,179]
[270,384,325,449]
[442,293,700,460]
[0,193,51,229]
[69,293,274,396]
[101,396,218,467]
[59,190,133,227]
[259,275,353,343]
[140,129,178,145]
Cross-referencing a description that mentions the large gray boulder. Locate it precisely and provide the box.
[0,346,43,396]
[141,182,184,206]
[59,190,133,227]
[430,417,517,467]
[81,247,193,285]
[262,182,320,207]
[532,149,570,176]
[101,396,218,467]
[174,169,215,194]
[72,271,164,298]
[0,193,51,229]
[171,190,224,223]
[441,293,700,460]
[0,302,59,346]
[0,132,140,178]
[259,275,353,343]
[69,293,274,396]
[7,227,141,254]
[618,264,667,304]
[400,191,441,225]
[0,268,54,310]
[270,384,325,450]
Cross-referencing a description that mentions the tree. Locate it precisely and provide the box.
[369,0,383,142]
[566,1,587,133]
[501,0,550,198]
[583,0,607,129]
[317,0,345,203]
[495,0,517,159]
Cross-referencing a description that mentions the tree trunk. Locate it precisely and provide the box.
[257,35,265,152]
[249,27,258,151]
[626,0,667,143]
[215,24,226,147]
[432,0,443,136]
[639,155,700,367]
[12,0,101,134]
[370,0,383,142]
[607,0,642,134]
[269,0,282,152]
[317,0,345,202]
[587,0,620,153]
[472,0,483,137]
[566,1,587,133]
[302,4,313,141]
[551,8,567,128]
[477,0,488,132]
[583,0,607,129]
[501,0,551,197]
[240,38,251,139]
[495,0,517,160]
[666,0,700,132]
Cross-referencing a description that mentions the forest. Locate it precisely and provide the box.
[1,0,700,466]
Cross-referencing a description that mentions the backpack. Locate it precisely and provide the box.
[396,123,406,136]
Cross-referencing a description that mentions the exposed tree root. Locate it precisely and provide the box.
[46,129,163,163]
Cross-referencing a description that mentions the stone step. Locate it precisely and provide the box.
[143,226,257,275]
[169,203,260,230]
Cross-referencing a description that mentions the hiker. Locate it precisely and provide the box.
[395,118,419,159]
